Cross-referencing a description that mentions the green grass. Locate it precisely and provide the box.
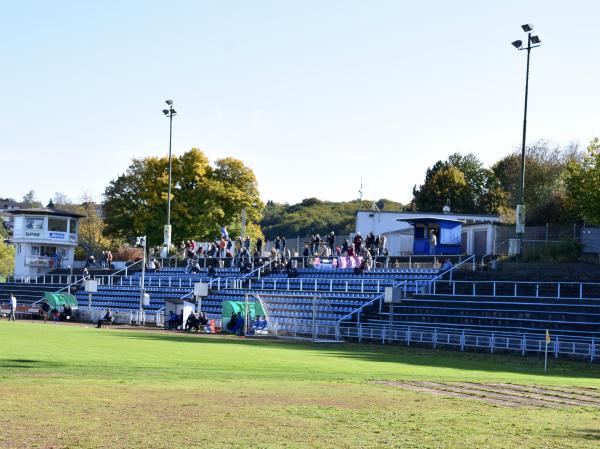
[1,322,600,449]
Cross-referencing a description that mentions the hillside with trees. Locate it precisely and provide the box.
[260,198,405,240]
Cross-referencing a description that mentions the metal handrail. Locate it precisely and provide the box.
[108,259,143,283]
[178,276,224,301]
[427,279,600,300]
[413,254,475,296]
[31,276,87,306]
[336,280,408,324]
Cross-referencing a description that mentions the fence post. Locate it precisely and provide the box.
[452,281,456,296]
[490,332,494,353]
[433,328,437,349]
[557,282,561,299]
[460,330,465,351]
[536,283,539,298]
[521,335,526,356]
[555,336,559,358]
[407,326,411,346]
[580,283,583,300]
[591,338,595,363]
[472,283,476,297]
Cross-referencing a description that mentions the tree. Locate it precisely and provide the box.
[259,198,404,239]
[75,193,112,259]
[0,242,15,280]
[564,137,600,225]
[493,140,580,224]
[412,153,507,214]
[22,190,42,208]
[102,149,263,245]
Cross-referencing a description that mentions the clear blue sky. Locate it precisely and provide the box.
[1,1,598,206]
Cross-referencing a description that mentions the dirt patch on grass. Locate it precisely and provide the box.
[374,381,600,409]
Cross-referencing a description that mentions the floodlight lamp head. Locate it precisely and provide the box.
[530,35,541,44]
[171,109,177,116]
[521,24,533,32]
[511,40,523,49]
[165,99,173,105]
[162,109,169,116]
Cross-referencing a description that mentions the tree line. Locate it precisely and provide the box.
[3,137,600,262]
[412,138,600,226]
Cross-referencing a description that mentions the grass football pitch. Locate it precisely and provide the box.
[1,322,600,449]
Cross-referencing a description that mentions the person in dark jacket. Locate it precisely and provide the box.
[97,308,113,328]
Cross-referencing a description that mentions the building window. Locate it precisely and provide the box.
[69,219,78,234]
[31,246,40,256]
[25,217,44,230]
[48,218,68,232]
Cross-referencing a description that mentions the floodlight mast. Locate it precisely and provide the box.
[162,100,177,251]
[512,24,541,254]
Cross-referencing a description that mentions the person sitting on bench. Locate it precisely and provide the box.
[185,312,200,332]
[197,312,208,326]
[256,316,268,335]
[97,308,113,328]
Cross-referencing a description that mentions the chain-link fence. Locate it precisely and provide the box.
[493,223,584,256]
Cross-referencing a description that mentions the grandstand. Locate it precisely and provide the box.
[3,255,600,360]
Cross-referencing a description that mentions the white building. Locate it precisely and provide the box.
[355,210,503,256]
[8,207,85,277]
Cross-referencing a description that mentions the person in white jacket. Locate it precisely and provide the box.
[9,293,17,321]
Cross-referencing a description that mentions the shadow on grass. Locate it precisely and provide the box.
[567,429,600,441]
[0,358,65,369]
[97,329,600,379]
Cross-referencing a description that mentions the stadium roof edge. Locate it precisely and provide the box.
[7,207,86,219]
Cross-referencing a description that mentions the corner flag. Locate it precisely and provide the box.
[545,329,551,344]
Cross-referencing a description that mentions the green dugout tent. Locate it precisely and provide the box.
[221,300,265,332]
[44,292,78,310]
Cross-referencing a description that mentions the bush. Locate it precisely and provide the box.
[113,246,142,262]
[522,241,582,263]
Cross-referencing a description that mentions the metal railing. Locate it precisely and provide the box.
[421,280,600,300]
[245,276,410,294]
[107,260,143,285]
[77,306,164,326]
[31,276,88,306]
[335,323,599,362]
[336,281,409,326]
[414,255,475,295]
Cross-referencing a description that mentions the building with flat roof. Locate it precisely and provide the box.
[8,207,85,277]
[355,210,503,256]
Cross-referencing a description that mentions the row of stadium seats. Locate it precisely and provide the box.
[361,295,600,337]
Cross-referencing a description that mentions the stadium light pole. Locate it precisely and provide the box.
[162,100,177,252]
[512,24,541,254]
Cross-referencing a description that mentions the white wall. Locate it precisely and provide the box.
[355,211,501,256]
